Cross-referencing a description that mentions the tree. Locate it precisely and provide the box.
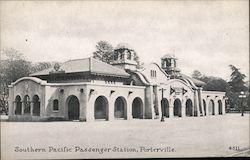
[228,65,247,92]
[93,41,114,64]
[228,65,248,111]
[31,62,53,74]
[192,70,203,80]
[0,48,32,114]
[203,77,230,92]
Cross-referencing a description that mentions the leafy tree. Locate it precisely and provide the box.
[228,65,248,110]
[228,65,247,92]
[31,62,53,74]
[93,41,114,64]
[0,48,32,114]
[203,77,230,92]
[191,70,203,80]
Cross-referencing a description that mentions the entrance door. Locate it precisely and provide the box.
[68,96,80,120]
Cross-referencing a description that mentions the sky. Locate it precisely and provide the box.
[0,0,249,81]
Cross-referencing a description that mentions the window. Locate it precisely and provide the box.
[150,70,157,78]
[53,99,59,111]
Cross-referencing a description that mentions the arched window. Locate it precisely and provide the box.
[15,95,22,115]
[132,97,143,119]
[33,95,40,116]
[23,95,31,115]
[114,97,127,119]
[94,96,109,120]
[53,99,59,111]
[127,51,132,60]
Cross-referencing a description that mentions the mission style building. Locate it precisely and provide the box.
[8,44,226,121]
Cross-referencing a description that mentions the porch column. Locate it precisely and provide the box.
[21,101,25,115]
[80,88,87,121]
[198,88,204,116]
[222,99,226,115]
[127,101,132,120]
[169,105,174,118]
[153,86,159,119]
[30,101,34,116]
[181,99,186,117]
[206,98,210,116]
[108,100,114,121]
[194,90,200,117]
[13,101,16,115]
[214,97,219,115]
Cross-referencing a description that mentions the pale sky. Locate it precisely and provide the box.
[0,0,249,81]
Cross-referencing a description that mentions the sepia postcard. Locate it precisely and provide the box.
[0,0,249,159]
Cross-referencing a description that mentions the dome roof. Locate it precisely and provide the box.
[115,43,134,50]
[161,54,177,59]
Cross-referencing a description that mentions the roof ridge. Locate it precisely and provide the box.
[66,57,90,62]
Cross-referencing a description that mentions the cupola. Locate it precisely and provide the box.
[111,43,137,71]
[161,54,181,78]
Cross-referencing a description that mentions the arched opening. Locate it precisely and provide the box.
[174,99,182,117]
[15,95,22,115]
[185,99,193,117]
[132,97,143,119]
[208,100,215,115]
[94,96,109,120]
[23,95,31,115]
[67,95,80,120]
[161,98,169,118]
[114,96,127,119]
[32,95,40,116]
[218,100,223,115]
[53,99,59,111]
[203,99,206,116]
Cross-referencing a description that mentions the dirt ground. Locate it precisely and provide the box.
[1,114,249,159]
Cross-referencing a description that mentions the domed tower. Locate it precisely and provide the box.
[161,54,181,78]
[111,43,137,71]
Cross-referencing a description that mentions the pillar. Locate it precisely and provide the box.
[206,99,209,116]
[144,86,153,119]
[86,89,95,122]
[153,86,159,118]
[8,87,14,116]
[13,101,16,115]
[79,88,87,121]
[222,99,226,115]
[127,101,132,120]
[30,101,34,116]
[169,101,174,118]
[21,101,25,115]
[181,99,186,117]
[108,100,114,121]
[194,90,200,117]
[214,98,219,115]
[198,88,204,116]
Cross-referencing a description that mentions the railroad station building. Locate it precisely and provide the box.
[8,43,226,121]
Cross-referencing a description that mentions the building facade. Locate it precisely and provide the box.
[8,44,226,121]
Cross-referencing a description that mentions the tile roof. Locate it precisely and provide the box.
[30,57,130,78]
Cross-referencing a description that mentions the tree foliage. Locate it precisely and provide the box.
[191,70,203,80]
[0,48,53,114]
[228,65,247,92]
[191,70,229,92]
[191,66,249,111]
[93,41,114,64]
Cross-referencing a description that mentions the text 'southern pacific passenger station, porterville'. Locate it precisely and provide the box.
[8,43,226,121]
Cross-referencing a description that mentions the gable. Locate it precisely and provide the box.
[139,63,169,85]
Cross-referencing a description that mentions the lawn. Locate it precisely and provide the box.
[1,114,249,159]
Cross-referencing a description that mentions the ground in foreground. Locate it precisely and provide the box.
[1,114,249,159]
